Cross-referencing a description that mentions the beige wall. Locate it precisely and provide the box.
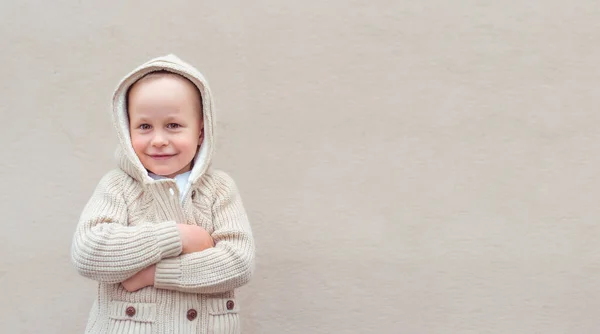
[2,1,600,333]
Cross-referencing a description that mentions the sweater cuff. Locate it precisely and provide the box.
[154,257,183,289]
[153,222,182,258]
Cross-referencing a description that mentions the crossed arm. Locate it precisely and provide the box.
[121,224,214,292]
[71,170,255,294]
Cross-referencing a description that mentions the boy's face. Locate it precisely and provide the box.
[128,74,203,178]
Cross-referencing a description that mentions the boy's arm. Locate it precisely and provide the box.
[70,170,183,284]
[152,171,255,294]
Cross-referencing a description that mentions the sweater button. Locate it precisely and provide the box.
[226,300,234,310]
[191,190,196,198]
[187,309,197,321]
[125,306,136,317]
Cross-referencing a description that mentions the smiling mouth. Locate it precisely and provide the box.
[149,154,175,160]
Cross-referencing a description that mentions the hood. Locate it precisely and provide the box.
[111,54,216,186]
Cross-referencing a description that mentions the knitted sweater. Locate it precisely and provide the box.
[71,55,255,334]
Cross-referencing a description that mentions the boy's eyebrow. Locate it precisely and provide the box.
[129,114,184,123]
[129,116,149,123]
[164,115,184,122]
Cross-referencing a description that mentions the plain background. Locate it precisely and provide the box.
[2,1,600,333]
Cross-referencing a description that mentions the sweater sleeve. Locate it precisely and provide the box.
[153,171,255,293]
[71,170,183,284]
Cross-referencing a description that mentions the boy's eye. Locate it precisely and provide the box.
[167,123,181,129]
[139,124,151,130]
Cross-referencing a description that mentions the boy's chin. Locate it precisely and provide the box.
[144,162,193,178]
[147,167,179,178]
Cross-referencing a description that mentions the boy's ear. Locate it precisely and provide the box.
[198,128,204,146]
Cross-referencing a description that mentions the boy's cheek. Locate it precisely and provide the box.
[130,137,146,153]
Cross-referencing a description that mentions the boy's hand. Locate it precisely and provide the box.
[122,265,156,292]
[177,224,215,254]
[121,225,213,292]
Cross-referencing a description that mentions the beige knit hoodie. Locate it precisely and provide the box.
[71,55,255,334]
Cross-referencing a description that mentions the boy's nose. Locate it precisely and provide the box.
[151,132,168,147]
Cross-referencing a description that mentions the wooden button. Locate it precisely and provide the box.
[125,306,136,317]
[191,190,196,198]
[187,309,197,321]
[226,300,234,310]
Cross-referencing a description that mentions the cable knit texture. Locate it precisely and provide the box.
[71,54,255,334]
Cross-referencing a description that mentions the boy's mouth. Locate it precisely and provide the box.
[148,154,176,160]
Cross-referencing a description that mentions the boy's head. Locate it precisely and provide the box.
[127,70,204,178]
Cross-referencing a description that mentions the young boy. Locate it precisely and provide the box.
[71,54,255,334]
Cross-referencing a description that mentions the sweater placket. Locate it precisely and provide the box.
[146,180,188,224]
